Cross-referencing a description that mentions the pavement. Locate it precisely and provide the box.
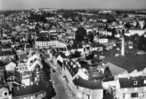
[51,68,79,99]
[49,60,78,99]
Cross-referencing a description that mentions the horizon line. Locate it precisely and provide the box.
[1,7,146,11]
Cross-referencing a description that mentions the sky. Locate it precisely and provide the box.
[1,0,146,10]
[0,0,2,10]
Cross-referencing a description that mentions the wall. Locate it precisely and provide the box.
[116,87,146,99]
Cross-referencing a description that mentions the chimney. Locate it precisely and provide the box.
[121,36,125,56]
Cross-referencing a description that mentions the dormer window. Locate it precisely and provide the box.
[133,80,138,86]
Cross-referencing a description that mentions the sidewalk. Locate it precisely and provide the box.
[45,57,80,99]
[51,69,78,99]
[48,59,78,99]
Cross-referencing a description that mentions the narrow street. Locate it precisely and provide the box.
[44,57,79,99]
[50,65,77,99]
[51,71,72,99]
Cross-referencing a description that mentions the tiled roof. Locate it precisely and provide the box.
[0,61,7,67]
[119,76,146,88]
[73,77,102,89]
[0,51,14,56]
[36,37,49,41]
[104,55,146,72]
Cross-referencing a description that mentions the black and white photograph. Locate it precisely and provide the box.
[0,0,146,99]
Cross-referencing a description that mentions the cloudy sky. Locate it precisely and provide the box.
[1,0,146,10]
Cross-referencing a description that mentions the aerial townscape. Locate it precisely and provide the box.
[1,7,146,99]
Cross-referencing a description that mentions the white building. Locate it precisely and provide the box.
[0,51,14,61]
[56,59,103,99]
[116,76,146,99]
[125,29,146,36]
[0,87,12,99]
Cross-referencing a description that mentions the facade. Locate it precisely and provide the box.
[35,40,67,48]
[98,30,112,37]
[116,76,146,99]
[16,62,28,73]
[1,44,12,51]
[104,55,146,73]
[11,52,53,99]
[0,39,11,44]
[16,62,33,86]
[0,67,5,82]
[35,40,68,54]
[127,29,146,36]
[58,60,103,99]
[35,40,50,49]
[13,91,46,99]
[0,87,12,99]
[76,86,103,99]
[0,50,14,61]
[98,38,109,44]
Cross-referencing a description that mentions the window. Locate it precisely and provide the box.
[144,80,146,84]
[4,92,8,96]
[133,80,138,86]
[131,93,138,98]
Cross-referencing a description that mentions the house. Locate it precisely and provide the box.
[35,38,50,49]
[102,54,146,99]
[74,78,103,99]
[5,62,16,72]
[103,55,146,76]
[0,38,11,44]
[21,71,33,86]
[59,59,104,99]
[117,76,146,99]
[16,54,42,86]
[0,66,6,83]
[0,87,12,99]
[98,38,109,44]
[0,50,15,61]
[0,44,12,51]
[98,29,112,37]
[126,29,146,36]
[35,40,68,53]
[16,62,29,73]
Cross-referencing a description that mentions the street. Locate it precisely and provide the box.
[51,66,77,99]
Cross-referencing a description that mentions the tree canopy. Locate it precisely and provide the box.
[75,27,87,43]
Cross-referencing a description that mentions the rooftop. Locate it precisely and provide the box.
[0,50,14,56]
[73,77,102,89]
[104,54,146,72]
[119,76,146,88]
[64,58,104,89]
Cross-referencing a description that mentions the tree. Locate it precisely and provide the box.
[88,31,94,43]
[75,27,87,43]
[124,22,131,29]
[138,35,146,51]
[103,66,113,81]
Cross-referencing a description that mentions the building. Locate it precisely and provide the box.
[0,44,12,51]
[116,76,146,99]
[0,87,12,99]
[0,38,11,44]
[56,58,104,99]
[126,29,146,36]
[98,38,109,44]
[11,51,54,99]
[98,30,112,37]
[0,65,6,83]
[35,38,50,49]
[35,40,68,52]
[104,55,146,75]
[102,54,146,98]
[73,77,103,99]
[0,50,14,61]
